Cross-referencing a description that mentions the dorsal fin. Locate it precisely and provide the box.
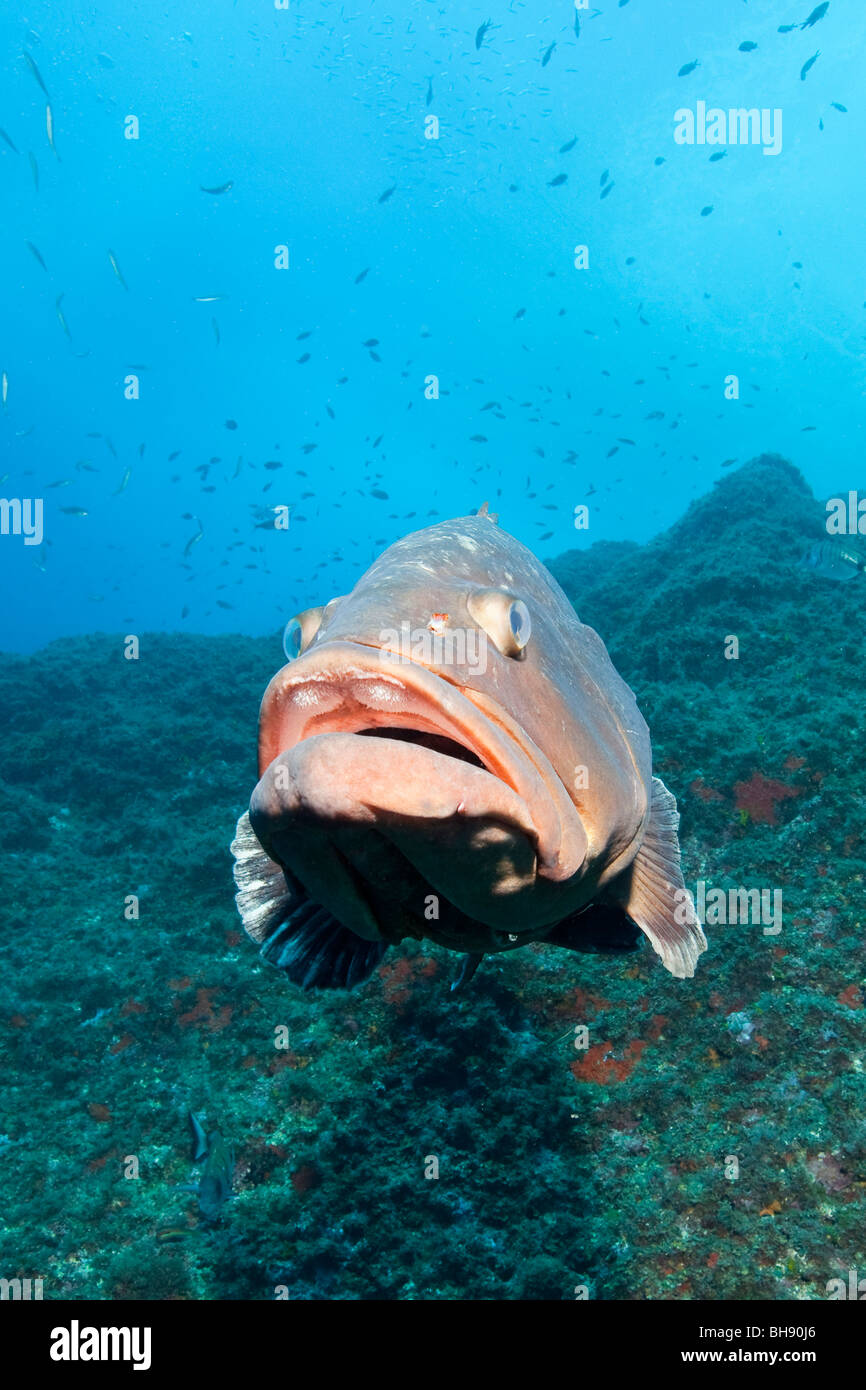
[477,500,499,524]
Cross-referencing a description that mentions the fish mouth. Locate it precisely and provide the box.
[256,640,587,885]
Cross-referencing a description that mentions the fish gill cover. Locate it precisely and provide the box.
[0,0,863,1319]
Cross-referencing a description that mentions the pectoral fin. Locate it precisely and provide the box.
[611,777,707,979]
[230,811,387,988]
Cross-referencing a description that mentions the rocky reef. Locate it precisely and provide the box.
[0,455,863,1300]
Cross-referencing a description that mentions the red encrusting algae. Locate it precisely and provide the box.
[733,772,803,826]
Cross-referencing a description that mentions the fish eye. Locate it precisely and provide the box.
[466,589,532,659]
[282,605,325,661]
[509,599,531,648]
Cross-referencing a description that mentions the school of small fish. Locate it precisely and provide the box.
[0,5,846,623]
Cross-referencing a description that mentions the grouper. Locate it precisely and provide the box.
[231,507,706,990]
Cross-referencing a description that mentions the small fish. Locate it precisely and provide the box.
[23,52,49,98]
[800,51,819,81]
[721,458,737,468]
[45,104,59,159]
[801,3,829,29]
[355,268,370,284]
[778,23,797,32]
[378,184,396,203]
[600,169,609,186]
[184,527,203,556]
[0,128,19,154]
[156,1227,191,1244]
[97,52,115,69]
[654,156,666,166]
[55,293,71,337]
[548,173,567,187]
[197,1130,234,1223]
[363,338,379,347]
[200,180,233,194]
[541,41,556,67]
[28,151,39,191]
[831,102,847,112]
[738,41,758,52]
[475,19,493,50]
[709,151,727,162]
[226,419,238,431]
[700,205,714,216]
[600,182,614,199]
[559,137,577,154]
[1,372,6,407]
[678,60,700,77]
[193,295,227,302]
[60,506,88,516]
[188,1111,208,1162]
[26,240,47,271]
[113,467,132,494]
[107,249,128,289]
[802,539,865,581]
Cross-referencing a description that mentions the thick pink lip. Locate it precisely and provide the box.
[257,640,587,882]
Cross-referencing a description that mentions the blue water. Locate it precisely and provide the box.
[0,0,860,652]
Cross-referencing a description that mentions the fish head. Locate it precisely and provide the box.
[250,515,650,953]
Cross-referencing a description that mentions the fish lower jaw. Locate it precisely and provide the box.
[256,642,579,869]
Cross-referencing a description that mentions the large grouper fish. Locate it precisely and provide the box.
[231,506,707,990]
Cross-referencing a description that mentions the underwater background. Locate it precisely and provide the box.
[1,0,864,1300]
